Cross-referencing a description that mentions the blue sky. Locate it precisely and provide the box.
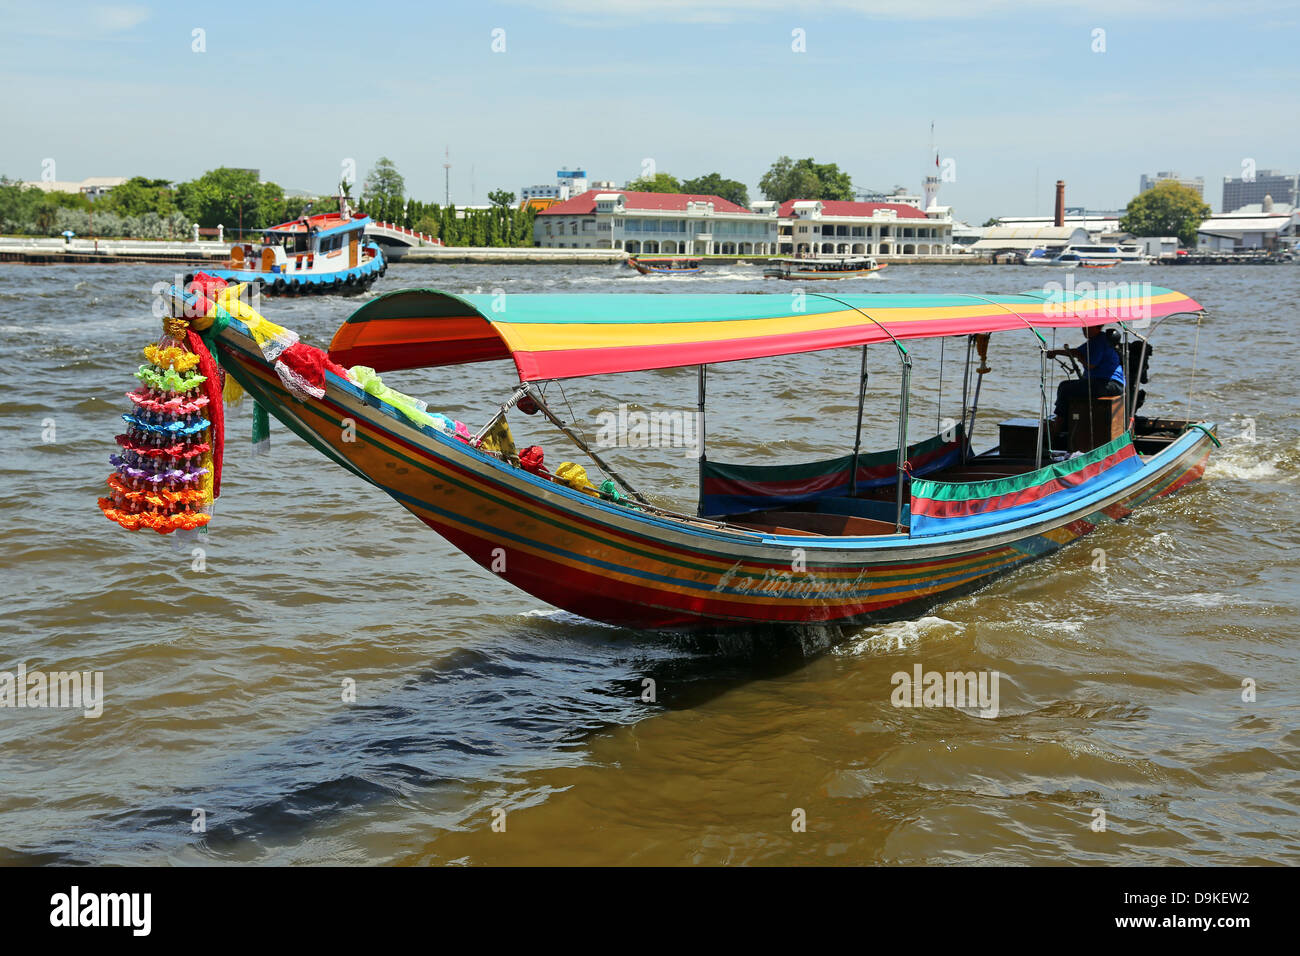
[1,0,1296,221]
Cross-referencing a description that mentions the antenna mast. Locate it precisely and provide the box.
[443,146,451,206]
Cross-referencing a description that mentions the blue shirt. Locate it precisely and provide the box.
[1073,336,1124,387]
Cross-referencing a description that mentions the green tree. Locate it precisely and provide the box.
[488,188,515,208]
[759,156,853,203]
[626,171,682,193]
[0,178,93,235]
[680,173,750,208]
[362,157,404,208]
[175,168,284,233]
[1120,181,1211,248]
[98,177,175,217]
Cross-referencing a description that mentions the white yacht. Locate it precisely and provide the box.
[1024,243,1150,266]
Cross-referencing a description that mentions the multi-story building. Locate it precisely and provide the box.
[1139,171,1205,198]
[22,176,130,200]
[534,190,779,253]
[775,199,953,256]
[521,168,590,203]
[1222,169,1297,213]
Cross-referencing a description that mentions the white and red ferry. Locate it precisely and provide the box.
[201,194,386,296]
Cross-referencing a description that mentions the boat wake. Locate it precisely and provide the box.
[1205,422,1297,482]
[836,615,958,656]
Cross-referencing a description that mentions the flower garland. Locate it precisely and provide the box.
[97,273,233,534]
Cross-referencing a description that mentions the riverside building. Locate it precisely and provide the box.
[773,199,953,256]
[534,190,780,254]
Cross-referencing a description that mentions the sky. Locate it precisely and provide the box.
[1,0,1296,223]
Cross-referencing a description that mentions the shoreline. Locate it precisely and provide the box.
[2,238,1285,268]
[0,237,996,266]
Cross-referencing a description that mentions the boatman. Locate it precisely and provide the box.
[1046,326,1124,443]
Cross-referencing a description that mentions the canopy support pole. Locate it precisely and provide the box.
[894,353,912,534]
[697,364,707,516]
[960,335,974,464]
[1119,323,1151,433]
[966,333,991,455]
[1036,348,1048,469]
[523,384,651,507]
[1121,324,1131,430]
[850,345,869,497]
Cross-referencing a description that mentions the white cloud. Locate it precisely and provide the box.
[93,4,150,32]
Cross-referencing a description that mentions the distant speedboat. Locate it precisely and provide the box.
[199,193,386,296]
[627,256,702,275]
[763,256,886,280]
[1024,244,1149,267]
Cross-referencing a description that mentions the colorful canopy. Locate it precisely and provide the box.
[329,287,1203,383]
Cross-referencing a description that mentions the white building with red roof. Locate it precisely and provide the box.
[534,189,779,254]
[774,199,954,256]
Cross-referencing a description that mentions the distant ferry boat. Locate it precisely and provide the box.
[763,256,886,280]
[627,256,702,275]
[201,195,386,295]
[1024,243,1149,267]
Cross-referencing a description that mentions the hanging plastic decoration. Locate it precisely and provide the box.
[99,328,215,532]
[98,272,240,533]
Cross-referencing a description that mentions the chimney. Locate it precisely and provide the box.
[1054,180,1065,227]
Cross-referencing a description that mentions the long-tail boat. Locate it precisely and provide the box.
[627,256,702,275]
[763,256,887,280]
[156,284,1216,635]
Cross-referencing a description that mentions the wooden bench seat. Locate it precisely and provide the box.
[729,510,901,537]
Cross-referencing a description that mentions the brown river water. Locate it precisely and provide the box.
[0,262,1296,865]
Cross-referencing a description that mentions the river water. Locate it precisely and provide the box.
[0,261,1295,865]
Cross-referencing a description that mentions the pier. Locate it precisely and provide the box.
[0,236,229,265]
[1157,251,1292,265]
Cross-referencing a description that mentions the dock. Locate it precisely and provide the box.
[1156,252,1292,265]
[0,237,229,265]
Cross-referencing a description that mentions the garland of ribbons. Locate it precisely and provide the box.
[98,274,237,533]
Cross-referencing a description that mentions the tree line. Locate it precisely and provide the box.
[0,161,537,247]
[621,157,855,206]
[0,176,190,238]
[359,160,535,246]
[1,154,863,243]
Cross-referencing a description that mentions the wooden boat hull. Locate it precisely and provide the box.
[628,258,701,275]
[217,320,1214,634]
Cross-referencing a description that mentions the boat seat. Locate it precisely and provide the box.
[731,522,822,537]
[1067,394,1125,453]
[730,510,901,537]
